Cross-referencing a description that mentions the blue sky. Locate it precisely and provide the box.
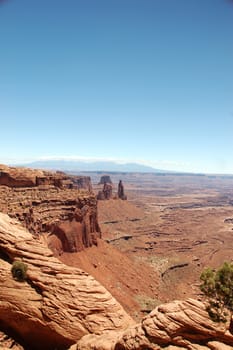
[0,0,232,173]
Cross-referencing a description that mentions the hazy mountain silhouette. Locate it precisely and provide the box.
[22,159,166,173]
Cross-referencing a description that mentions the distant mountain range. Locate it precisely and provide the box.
[21,160,166,173]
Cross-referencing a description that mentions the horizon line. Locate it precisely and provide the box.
[1,156,233,176]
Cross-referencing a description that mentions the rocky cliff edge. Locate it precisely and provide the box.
[0,213,133,350]
[1,213,233,349]
[0,165,100,253]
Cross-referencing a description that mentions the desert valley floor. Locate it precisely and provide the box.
[2,168,233,349]
[60,172,233,321]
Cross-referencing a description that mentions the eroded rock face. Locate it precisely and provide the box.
[0,164,41,187]
[2,165,233,350]
[97,183,113,200]
[114,299,233,349]
[49,201,101,253]
[0,164,92,190]
[117,180,127,200]
[0,165,99,253]
[75,299,233,350]
[0,213,134,350]
[0,331,24,350]
[98,175,112,185]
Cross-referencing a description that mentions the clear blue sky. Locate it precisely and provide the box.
[0,0,232,173]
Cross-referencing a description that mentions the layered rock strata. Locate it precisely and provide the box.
[0,164,92,190]
[97,183,113,200]
[1,213,233,350]
[0,213,133,350]
[0,165,99,253]
[1,165,233,349]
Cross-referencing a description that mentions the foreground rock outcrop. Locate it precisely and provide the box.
[0,213,133,350]
[75,299,233,350]
[1,213,233,350]
[114,299,233,349]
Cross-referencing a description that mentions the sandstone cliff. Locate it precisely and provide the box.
[76,298,233,350]
[1,213,233,349]
[0,164,92,190]
[1,165,233,350]
[0,213,133,350]
[0,165,99,253]
[97,183,113,200]
[98,175,112,185]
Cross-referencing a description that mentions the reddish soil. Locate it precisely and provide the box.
[60,239,159,320]
[61,172,233,320]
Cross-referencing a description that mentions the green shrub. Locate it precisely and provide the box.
[200,262,233,327]
[11,260,28,282]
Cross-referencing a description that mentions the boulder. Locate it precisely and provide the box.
[73,299,233,349]
[113,299,233,350]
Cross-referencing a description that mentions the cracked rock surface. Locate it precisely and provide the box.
[0,213,133,350]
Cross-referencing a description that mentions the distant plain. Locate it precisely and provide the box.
[62,172,233,319]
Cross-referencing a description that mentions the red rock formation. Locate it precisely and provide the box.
[97,183,113,200]
[0,164,92,190]
[0,331,24,349]
[0,164,40,187]
[1,204,233,349]
[114,299,233,349]
[72,176,92,191]
[0,186,101,253]
[1,165,233,350]
[76,299,233,349]
[118,180,127,200]
[49,201,101,253]
[0,213,133,350]
[98,175,112,185]
[0,165,98,253]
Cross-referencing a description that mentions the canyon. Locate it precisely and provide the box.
[1,165,233,349]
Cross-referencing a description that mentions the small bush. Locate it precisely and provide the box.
[200,262,233,326]
[11,260,28,282]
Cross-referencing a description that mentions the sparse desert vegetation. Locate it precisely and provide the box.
[1,167,233,349]
[91,172,233,311]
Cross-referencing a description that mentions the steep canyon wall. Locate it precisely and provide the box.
[0,165,100,253]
